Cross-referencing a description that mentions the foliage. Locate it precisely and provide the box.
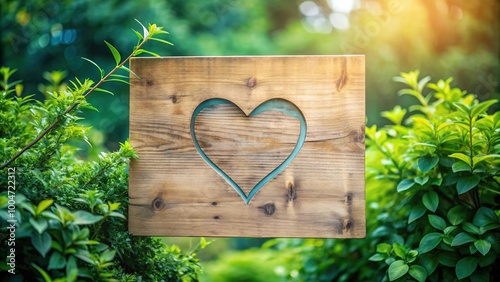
[264,71,499,282]
[201,249,291,282]
[366,71,500,281]
[0,22,206,281]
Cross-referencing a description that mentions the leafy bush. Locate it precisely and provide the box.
[201,249,290,282]
[265,71,499,281]
[1,22,206,281]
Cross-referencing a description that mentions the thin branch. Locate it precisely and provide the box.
[0,36,150,170]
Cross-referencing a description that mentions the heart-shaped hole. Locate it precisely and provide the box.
[191,99,306,204]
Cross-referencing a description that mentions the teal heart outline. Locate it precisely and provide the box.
[190,98,307,205]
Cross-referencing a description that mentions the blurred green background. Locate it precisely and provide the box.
[1,0,499,280]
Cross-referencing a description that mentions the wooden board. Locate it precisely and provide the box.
[129,56,365,238]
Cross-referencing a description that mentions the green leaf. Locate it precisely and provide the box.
[406,250,418,263]
[479,223,500,234]
[100,249,116,262]
[456,174,480,194]
[30,217,48,234]
[74,249,95,265]
[95,87,114,95]
[37,199,54,215]
[109,211,126,219]
[418,155,439,173]
[388,260,409,281]
[392,243,407,259]
[149,37,174,46]
[82,57,104,79]
[453,102,471,116]
[419,255,438,276]
[422,191,439,212]
[51,241,63,253]
[451,232,476,246]
[428,214,446,231]
[72,211,103,225]
[470,99,498,118]
[132,29,143,40]
[419,232,443,254]
[463,222,480,235]
[397,179,415,192]
[409,203,427,224]
[473,207,499,227]
[48,251,66,270]
[456,256,477,279]
[376,243,392,254]
[104,40,121,66]
[368,253,386,261]
[32,232,52,257]
[448,205,467,225]
[474,240,491,256]
[414,176,429,186]
[409,265,427,282]
[452,161,471,172]
[31,263,54,282]
[119,65,140,79]
[66,256,78,282]
[449,153,471,166]
[478,252,496,267]
[134,48,160,57]
[105,78,129,85]
[438,251,458,267]
[473,154,500,168]
[444,226,458,236]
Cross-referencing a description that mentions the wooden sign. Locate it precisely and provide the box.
[129,56,365,238]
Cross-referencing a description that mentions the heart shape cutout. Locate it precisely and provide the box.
[190,98,307,204]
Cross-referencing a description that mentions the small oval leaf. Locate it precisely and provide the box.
[422,191,439,212]
[409,265,427,282]
[419,232,443,254]
[455,256,477,279]
[474,240,491,256]
[397,179,415,192]
[428,214,446,231]
[388,260,409,281]
[418,155,439,173]
[457,174,481,194]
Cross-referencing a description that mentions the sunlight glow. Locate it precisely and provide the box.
[329,12,350,30]
[327,0,355,14]
[299,1,320,17]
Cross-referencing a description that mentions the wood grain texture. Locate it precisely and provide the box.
[129,56,365,238]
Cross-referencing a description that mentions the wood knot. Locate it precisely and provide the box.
[343,219,352,232]
[287,181,296,202]
[146,79,154,86]
[337,218,353,234]
[350,125,365,144]
[345,193,353,205]
[151,197,165,211]
[246,77,257,88]
[259,203,276,216]
[211,201,218,206]
[170,94,178,103]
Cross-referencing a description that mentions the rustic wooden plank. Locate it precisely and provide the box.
[129,56,365,238]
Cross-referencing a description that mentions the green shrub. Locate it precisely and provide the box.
[266,71,499,281]
[201,249,290,282]
[1,22,206,281]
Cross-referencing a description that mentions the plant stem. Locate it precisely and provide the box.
[0,37,150,170]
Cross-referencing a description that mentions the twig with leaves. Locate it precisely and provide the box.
[0,20,172,169]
